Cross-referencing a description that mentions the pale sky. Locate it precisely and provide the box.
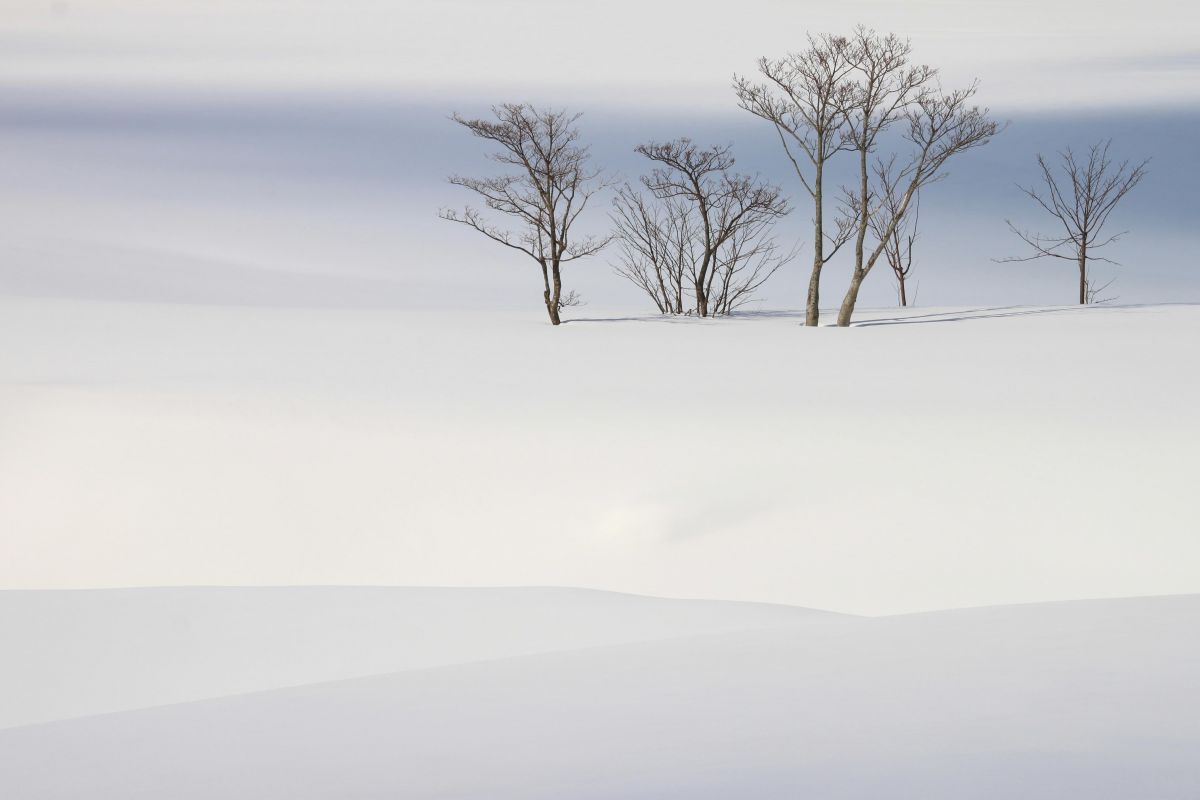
[4,0,1199,110]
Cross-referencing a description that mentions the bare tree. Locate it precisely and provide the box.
[998,141,1148,305]
[836,29,999,326]
[867,162,919,306]
[440,104,612,325]
[615,138,792,317]
[734,34,857,326]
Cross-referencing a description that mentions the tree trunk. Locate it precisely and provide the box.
[694,243,713,317]
[898,274,908,307]
[839,147,871,328]
[837,271,865,327]
[805,261,822,327]
[1078,245,1087,305]
[806,161,824,327]
[542,259,562,325]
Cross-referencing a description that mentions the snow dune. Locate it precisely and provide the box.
[1,590,1196,799]
[0,586,835,730]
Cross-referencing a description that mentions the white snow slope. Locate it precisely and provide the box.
[0,589,1197,799]
[3,299,1199,615]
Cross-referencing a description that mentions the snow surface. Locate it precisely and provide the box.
[2,298,1198,614]
[0,590,1197,799]
[2,298,1199,796]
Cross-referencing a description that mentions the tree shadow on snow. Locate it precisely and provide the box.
[850,303,1173,327]
[565,303,1182,326]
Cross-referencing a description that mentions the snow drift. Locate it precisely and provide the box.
[0,590,1196,799]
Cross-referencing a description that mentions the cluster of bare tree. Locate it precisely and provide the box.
[441,28,1146,325]
[611,140,794,317]
[441,107,796,323]
[733,28,999,326]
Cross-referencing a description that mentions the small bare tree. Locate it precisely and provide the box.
[440,104,612,325]
[867,163,919,307]
[734,34,857,326]
[836,29,999,326]
[998,141,1148,305]
[613,138,792,317]
[610,187,693,315]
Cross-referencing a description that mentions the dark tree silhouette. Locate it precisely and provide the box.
[440,104,612,325]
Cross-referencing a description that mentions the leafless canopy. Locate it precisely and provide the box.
[611,138,794,317]
[733,34,857,326]
[440,104,612,325]
[998,140,1148,305]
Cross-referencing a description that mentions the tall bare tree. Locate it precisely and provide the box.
[734,34,856,326]
[440,104,612,325]
[999,140,1148,305]
[835,30,999,326]
[615,138,791,317]
[836,30,932,326]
